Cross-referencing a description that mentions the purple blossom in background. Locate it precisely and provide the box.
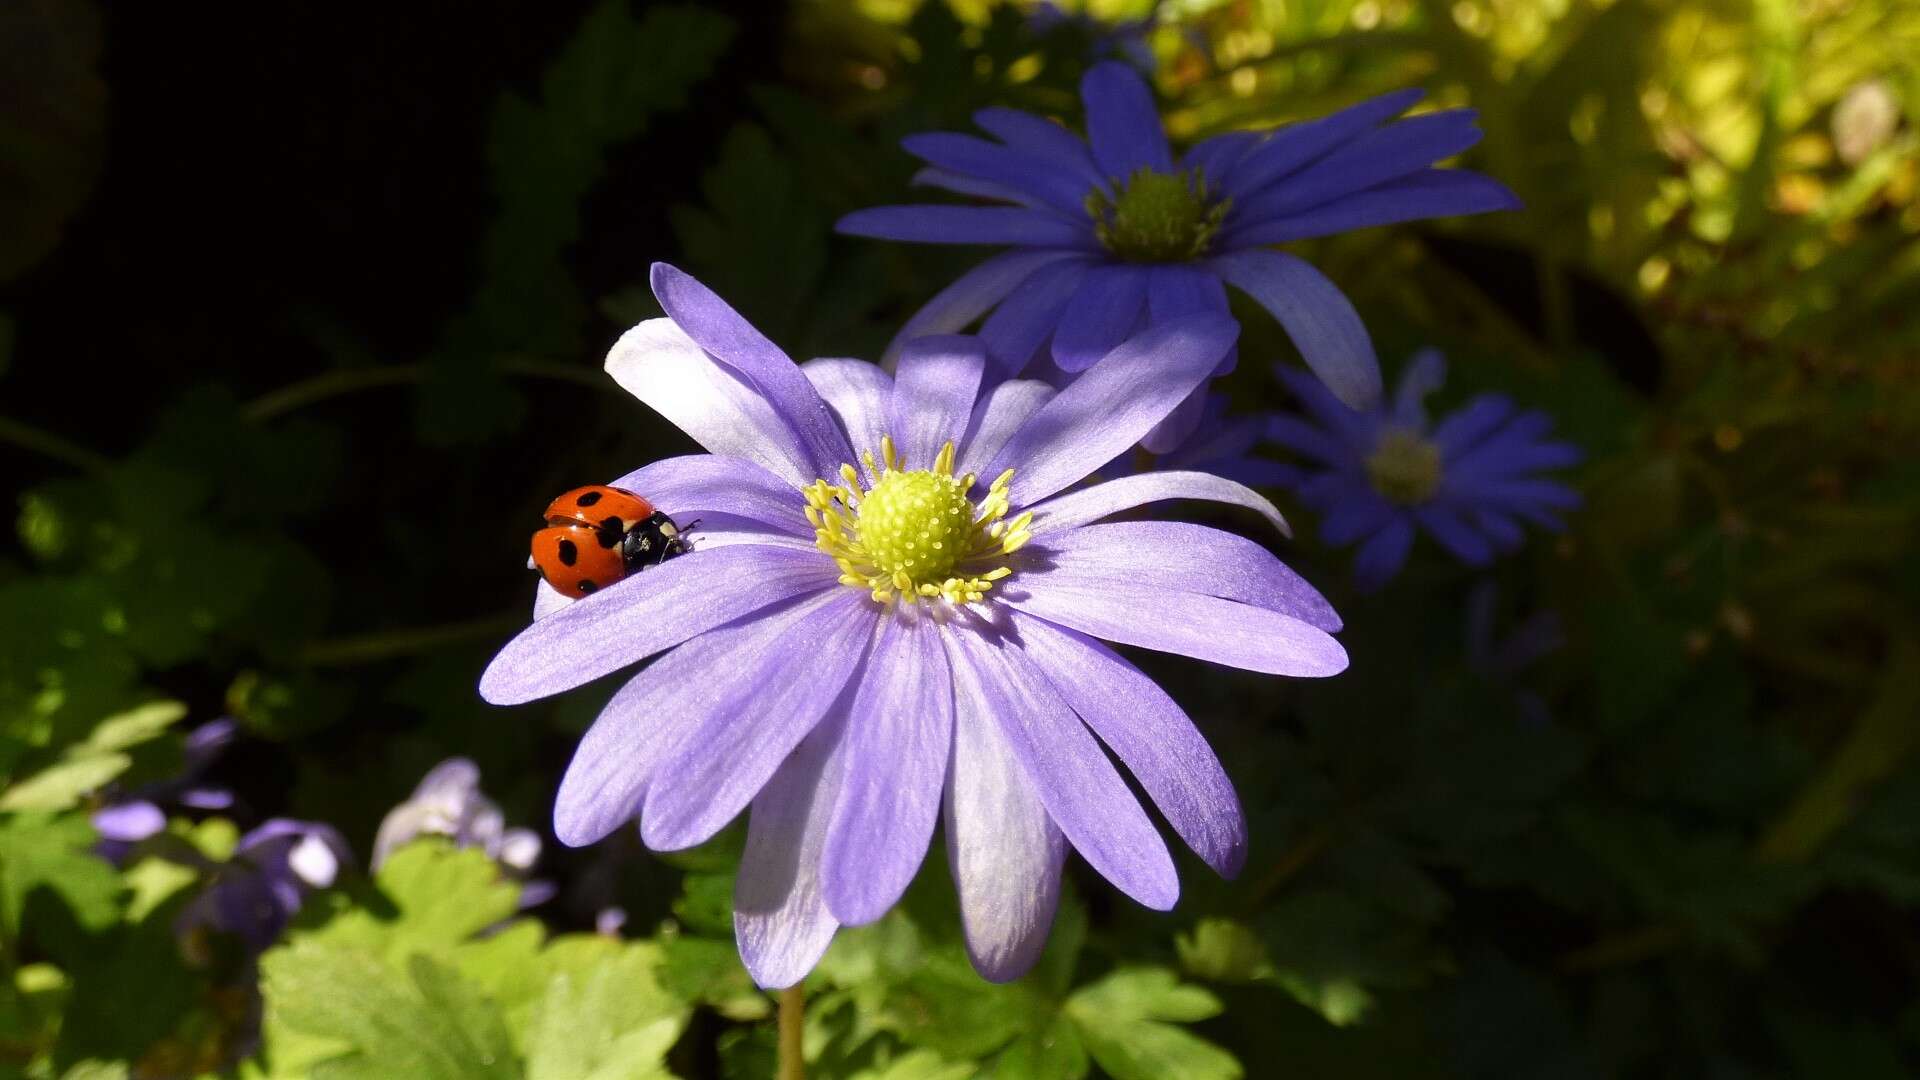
[836,60,1519,449]
[1465,579,1564,727]
[92,718,238,864]
[373,757,553,906]
[481,264,1347,988]
[1028,2,1159,73]
[177,819,351,954]
[1269,349,1582,589]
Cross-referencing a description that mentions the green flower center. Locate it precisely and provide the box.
[804,437,1030,605]
[1087,168,1230,263]
[1365,429,1444,505]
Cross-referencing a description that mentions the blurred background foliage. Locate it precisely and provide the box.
[1,0,1917,1076]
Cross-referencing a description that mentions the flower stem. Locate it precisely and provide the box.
[0,415,111,475]
[777,985,805,1080]
[298,614,520,667]
[243,357,611,423]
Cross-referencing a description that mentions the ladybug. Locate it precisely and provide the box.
[531,485,690,597]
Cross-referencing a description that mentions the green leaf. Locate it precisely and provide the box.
[0,812,120,938]
[262,945,519,1080]
[522,942,684,1080]
[292,841,522,964]
[1176,919,1275,985]
[1,700,185,811]
[1064,969,1240,1080]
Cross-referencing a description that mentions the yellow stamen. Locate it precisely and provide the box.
[801,436,1026,607]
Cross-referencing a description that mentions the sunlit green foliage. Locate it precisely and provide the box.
[2,0,1916,1075]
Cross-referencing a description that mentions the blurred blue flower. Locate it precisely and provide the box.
[1027,2,1160,73]
[373,757,552,906]
[92,718,238,864]
[1269,349,1582,589]
[1464,579,1564,726]
[177,819,351,954]
[837,61,1518,449]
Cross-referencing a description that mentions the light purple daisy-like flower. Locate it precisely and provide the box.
[1269,349,1582,589]
[374,757,552,906]
[480,264,1347,988]
[835,61,1519,447]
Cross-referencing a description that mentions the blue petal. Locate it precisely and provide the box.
[980,257,1091,376]
[1414,504,1496,565]
[1390,348,1447,428]
[1140,266,1234,452]
[1225,169,1522,248]
[886,250,1083,360]
[1182,131,1261,190]
[1080,61,1173,179]
[836,205,1095,248]
[1270,364,1381,451]
[1266,414,1352,465]
[904,132,1096,216]
[1430,394,1518,455]
[910,166,1045,208]
[1321,492,1400,546]
[1352,518,1416,590]
[974,106,1105,191]
[1222,88,1425,199]
[1234,110,1485,222]
[1212,249,1382,409]
[1051,264,1150,373]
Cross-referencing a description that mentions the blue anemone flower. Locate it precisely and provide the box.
[1268,350,1582,589]
[836,61,1519,450]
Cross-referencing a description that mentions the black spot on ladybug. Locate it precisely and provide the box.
[576,579,598,595]
[556,538,578,566]
[576,491,602,507]
[596,518,623,548]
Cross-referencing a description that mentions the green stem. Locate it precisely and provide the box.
[0,416,112,475]
[299,615,520,667]
[777,985,805,1080]
[243,357,610,423]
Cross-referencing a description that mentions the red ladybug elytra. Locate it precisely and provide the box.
[531,485,689,597]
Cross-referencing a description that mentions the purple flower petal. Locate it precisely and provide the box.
[886,250,1084,360]
[1183,130,1261,188]
[974,106,1105,192]
[641,593,876,851]
[911,166,1040,207]
[1001,577,1348,677]
[1268,414,1352,464]
[1211,249,1381,409]
[994,314,1239,506]
[1008,611,1247,877]
[552,589,847,847]
[481,545,839,705]
[1081,61,1173,179]
[835,205,1095,248]
[1235,110,1484,221]
[606,319,822,488]
[1026,521,1340,631]
[1221,88,1425,199]
[957,379,1056,479]
[1027,470,1290,537]
[93,801,166,843]
[1051,264,1150,373]
[1140,266,1234,452]
[946,624,1178,911]
[609,455,811,537]
[1415,504,1495,564]
[803,358,894,469]
[979,257,1090,376]
[903,132,1095,216]
[1430,393,1516,455]
[1226,169,1521,248]
[651,264,854,483]
[823,612,952,926]
[1352,517,1416,589]
[735,717,847,989]
[1320,492,1399,546]
[1390,349,1448,426]
[890,335,986,467]
[944,691,1065,983]
[1271,363,1381,448]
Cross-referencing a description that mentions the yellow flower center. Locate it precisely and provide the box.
[1365,429,1444,505]
[1087,167,1231,263]
[803,436,1032,605]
